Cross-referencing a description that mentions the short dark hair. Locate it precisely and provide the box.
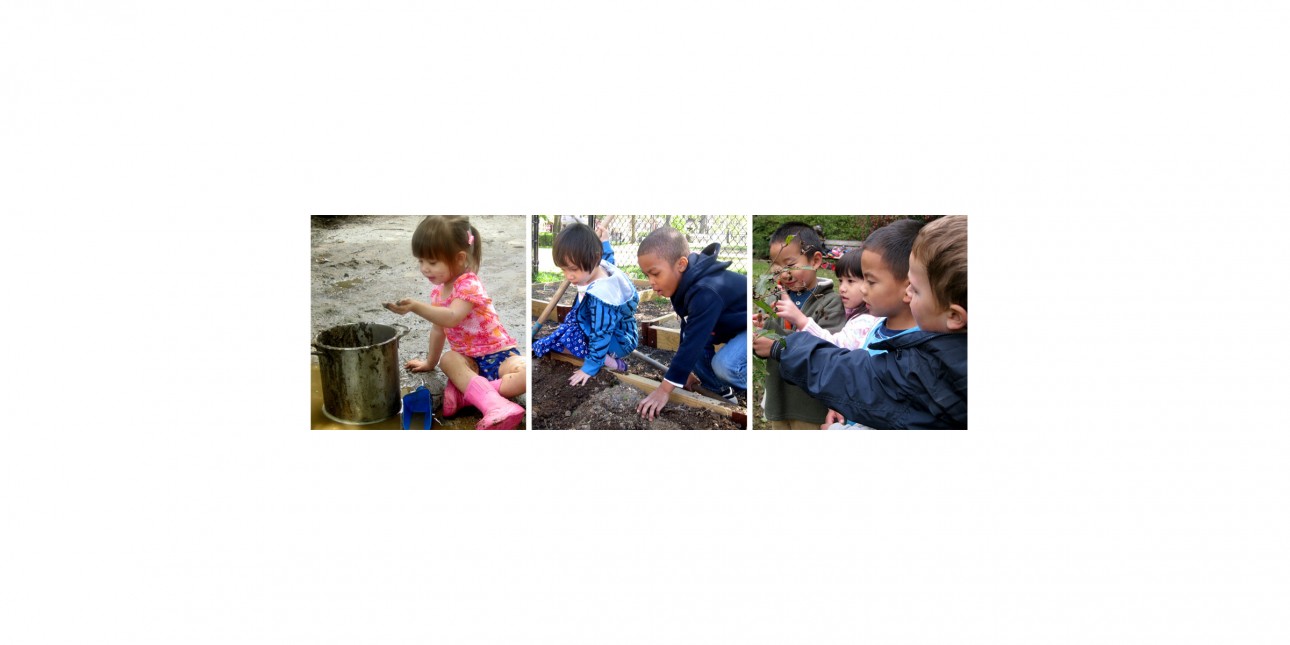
[863,218,925,280]
[638,226,689,263]
[768,222,825,260]
[834,245,864,280]
[552,223,602,272]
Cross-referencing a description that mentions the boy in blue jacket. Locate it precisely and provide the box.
[754,216,967,429]
[635,226,748,420]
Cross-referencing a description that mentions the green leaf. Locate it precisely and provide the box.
[753,299,775,315]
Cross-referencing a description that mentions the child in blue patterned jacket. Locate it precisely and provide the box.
[532,223,640,386]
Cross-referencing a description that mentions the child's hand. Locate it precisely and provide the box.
[384,298,416,315]
[596,223,611,242]
[753,334,776,359]
[637,388,669,420]
[752,311,766,330]
[569,370,592,387]
[773,293,807,329]
[405,358,435,372]
[821,409,845,429]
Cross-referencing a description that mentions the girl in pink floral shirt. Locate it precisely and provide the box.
[384,216,525,429]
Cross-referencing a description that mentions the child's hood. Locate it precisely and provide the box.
[674,243,731,299]
[809,278,834,297]
[584,260,637,306]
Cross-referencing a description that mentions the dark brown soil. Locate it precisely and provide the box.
[532,358,743,430]
[532,319,747,413]
[635,299,673,322]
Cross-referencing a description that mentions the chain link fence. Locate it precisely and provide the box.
[533,215,750,278]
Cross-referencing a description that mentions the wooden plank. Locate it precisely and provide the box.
[531,299,571,323]
[655,326,680,351]
[640,311,675,326]
[545,353,741,418]
[611,372,741,418]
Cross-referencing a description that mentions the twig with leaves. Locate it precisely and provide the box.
[752,234,814,340]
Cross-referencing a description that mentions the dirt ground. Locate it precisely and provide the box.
[311,215,529,429]
[530,289,748,429]
[531,358,743,430]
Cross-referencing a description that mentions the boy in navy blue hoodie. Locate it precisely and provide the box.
[754,216,967,429]
[635,226,748,421]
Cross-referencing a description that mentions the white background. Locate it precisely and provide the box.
[3,1,1289,643]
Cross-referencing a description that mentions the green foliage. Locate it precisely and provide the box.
[751,215,944,259]
[617,265,646,279]
[533,270,563,283]
[537,232,554,246]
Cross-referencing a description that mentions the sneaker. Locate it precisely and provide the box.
[606,355,628,372]
[713,386,740,405]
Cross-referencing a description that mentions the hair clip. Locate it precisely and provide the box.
[467,231,475,246]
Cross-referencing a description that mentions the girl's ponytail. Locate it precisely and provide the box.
[467,224,483,271]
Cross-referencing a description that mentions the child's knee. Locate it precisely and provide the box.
[500,355,526,375]
[714,356,746,389]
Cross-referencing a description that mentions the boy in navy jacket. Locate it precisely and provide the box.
[635,226,748,420]
[754,216,967,429]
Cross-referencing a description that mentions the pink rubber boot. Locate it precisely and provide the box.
[442,378,504,417]
[462,376,524,430]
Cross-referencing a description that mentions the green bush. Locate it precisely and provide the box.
[751,216,943,259]
[537,232,554,246]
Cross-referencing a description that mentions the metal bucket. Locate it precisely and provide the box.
[312,322,409,425]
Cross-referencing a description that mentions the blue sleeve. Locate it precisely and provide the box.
[601,241,616,267]
[664,286,722,385]
[579,295,621,376]
[778,332,911,429]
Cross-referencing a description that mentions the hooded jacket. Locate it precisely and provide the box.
[666,243,748,386]
[574,259,640,376]
[762,279,846,424]
[777,329,967,429]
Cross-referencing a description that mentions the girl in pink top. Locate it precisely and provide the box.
[384,216,525,429]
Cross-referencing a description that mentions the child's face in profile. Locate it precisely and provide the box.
[859,249,911,319]
[557,259,597,287]
[418,255,459,286]
[837,273,865,312]
[638,252,687,297]
[907,255,966,332]
[769,241,822,293]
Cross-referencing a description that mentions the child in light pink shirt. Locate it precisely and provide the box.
[384,216,525,430]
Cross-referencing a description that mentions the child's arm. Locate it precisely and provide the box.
[385,298,473,328]
[770,332,911,429]
[639,286,723,419]
[406,325,446,373]
[597,224,616,266]
[426,325,446,368]
[800,314,879,350]
[660,287,722,388]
